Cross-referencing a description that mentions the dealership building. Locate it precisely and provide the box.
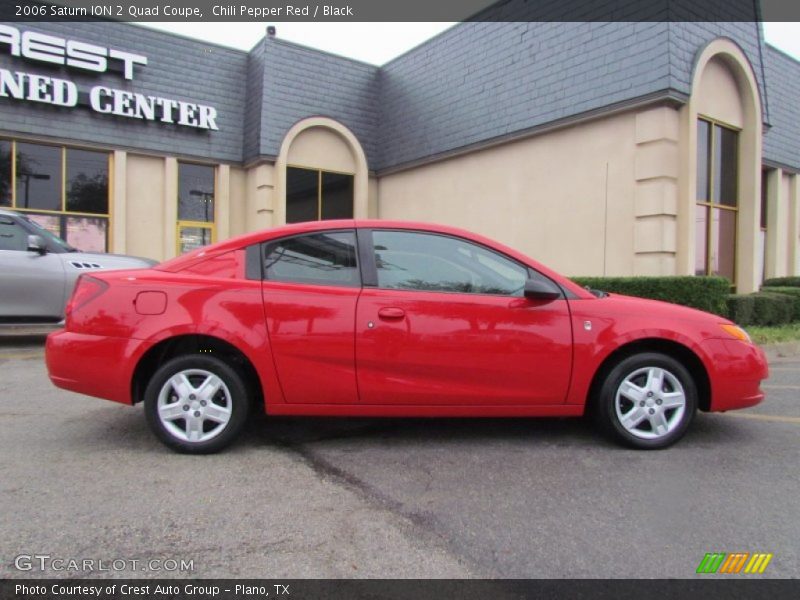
[1,11,799,292]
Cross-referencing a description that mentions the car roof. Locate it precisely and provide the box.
[155,219,593,299]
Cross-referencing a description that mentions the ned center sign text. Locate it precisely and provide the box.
[0,24,219,131]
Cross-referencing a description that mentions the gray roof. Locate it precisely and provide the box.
[258,40,379,165]
[0,14,797,172]
[763,45,800,171]
[255,20,775,171]
[375,21,674,170]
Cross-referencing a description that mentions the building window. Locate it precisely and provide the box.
[0,139,109,252]
[695,119,738,284]
[286,166,354,224]
[0,140,12,207]
[177,162,215,254]
[760,168,769,283]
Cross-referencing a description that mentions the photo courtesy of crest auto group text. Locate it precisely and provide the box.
[0,0,798,598]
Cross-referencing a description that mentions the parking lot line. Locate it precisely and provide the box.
[723,412,800,424]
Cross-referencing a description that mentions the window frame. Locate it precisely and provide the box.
[359,228,552,298]
[286,164,355,223]
[176,161,217,255]
[259,229,362,289]
[0,138,112,252]
[695,117,740,285]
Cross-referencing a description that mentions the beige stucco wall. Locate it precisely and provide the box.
[376,111,641,277]
[765,169,800,280]
[695,58,745,128]
[227,166,247,237]
[287,126,356,173]
[124,153,165,261]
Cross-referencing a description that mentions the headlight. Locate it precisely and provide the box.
[719,323,752,343]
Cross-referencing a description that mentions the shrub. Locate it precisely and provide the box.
[763,277,800,288]
[726,291,797,326]
[762,287,800,321]
[725,294,755,325]
[570,276,730,315]
[751,292,795,325]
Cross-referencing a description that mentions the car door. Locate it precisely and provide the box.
[355,229,573,406]
[0,215,66,320]
[260,229,361,404]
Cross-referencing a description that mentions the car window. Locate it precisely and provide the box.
[372,231,528,296]
[0,217,27,252]
[263,231,360,287]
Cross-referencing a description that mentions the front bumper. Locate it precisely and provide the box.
[46,329,142,405]
[700,338,769,412]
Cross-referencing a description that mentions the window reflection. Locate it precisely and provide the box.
[286,167,354,223]
[15,143,60,211]
[178,163,215,223]
[0,140,11,207]
[66,149,109,215]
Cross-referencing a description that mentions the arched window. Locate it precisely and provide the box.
[695,118,739,284]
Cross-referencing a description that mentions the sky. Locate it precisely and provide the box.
[138,21,800,65]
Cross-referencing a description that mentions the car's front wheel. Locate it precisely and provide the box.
[594,352,697,449]
[144,355,250,454]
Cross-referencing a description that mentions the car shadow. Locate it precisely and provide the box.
[243,413,598,448]
[64,403,760,454]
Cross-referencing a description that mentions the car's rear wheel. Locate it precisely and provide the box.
[595,352,697,449]
[144,355,250,454]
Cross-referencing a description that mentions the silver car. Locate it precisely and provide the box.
[0,209,157,323]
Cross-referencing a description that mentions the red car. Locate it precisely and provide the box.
[45,220,768,453]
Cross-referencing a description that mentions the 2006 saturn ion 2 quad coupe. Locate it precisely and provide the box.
[46,220,768,453]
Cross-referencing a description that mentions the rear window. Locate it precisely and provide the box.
[262,231,360,288]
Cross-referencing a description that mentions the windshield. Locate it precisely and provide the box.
[19,214,77,252]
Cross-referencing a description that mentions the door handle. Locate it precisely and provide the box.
[378,307,405,320]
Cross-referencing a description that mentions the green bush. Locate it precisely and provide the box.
[751,292,795,325]
[763,287,800,321]
[725,294,755,325]
[570,276,730,315]
[726,291,798,326]
[763,276,800,288]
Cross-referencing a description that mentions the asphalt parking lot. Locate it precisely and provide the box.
[1,336,798,579]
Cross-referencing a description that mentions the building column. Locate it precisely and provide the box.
[765,168,788,279]
[163,157,178,259]
[216,164,230,241]
[632,107,679,275]
[789,174,800,276]
[111,150,127,254]
[246,163,275,232]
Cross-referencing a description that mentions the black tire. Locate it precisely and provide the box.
[594,352,697,449]
[144,354,250,454]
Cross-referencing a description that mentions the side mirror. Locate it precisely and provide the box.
[523,277,562,301]
[27,234,47,255]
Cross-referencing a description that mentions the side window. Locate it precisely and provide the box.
[0,217,26,251]
[263,231,360,287]
[372,231,528,296]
